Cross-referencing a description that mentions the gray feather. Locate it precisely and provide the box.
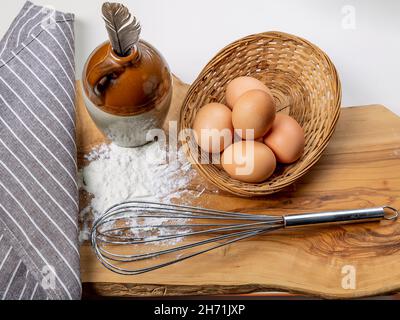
[102,2,141,56]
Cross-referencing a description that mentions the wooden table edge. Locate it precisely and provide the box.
[81,281,400,299]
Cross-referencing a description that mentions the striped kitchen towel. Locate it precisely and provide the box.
[0,1,80,300]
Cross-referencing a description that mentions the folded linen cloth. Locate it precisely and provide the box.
[0,1,80,300]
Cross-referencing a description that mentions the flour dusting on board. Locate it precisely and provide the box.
[79,140,200,242]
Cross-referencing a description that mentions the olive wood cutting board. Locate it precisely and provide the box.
[77,77,400,299]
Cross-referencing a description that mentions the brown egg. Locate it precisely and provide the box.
[264,114,305,164]
[232,90,276,140]
[226,76,272,109]
[193,103,233,153]
[221,141,276,183]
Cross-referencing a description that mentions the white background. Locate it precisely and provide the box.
[1,0,399,115]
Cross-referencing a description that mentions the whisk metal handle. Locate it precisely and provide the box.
[283,206,398,228]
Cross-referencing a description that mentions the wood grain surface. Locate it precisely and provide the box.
[76,78,400,299]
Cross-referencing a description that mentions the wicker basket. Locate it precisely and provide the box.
[180,31,341,197]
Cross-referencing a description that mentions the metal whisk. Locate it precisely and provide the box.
[91,201,398,275]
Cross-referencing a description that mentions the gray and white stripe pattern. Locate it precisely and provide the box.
[0,1,80,300]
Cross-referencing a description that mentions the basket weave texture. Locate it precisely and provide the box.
[180,31,342,197]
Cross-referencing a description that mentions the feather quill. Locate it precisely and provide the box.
[102,2,141,56]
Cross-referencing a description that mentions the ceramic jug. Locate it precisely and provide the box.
[82,4,172,147]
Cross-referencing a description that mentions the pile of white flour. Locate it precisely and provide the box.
[78,141,199,241]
